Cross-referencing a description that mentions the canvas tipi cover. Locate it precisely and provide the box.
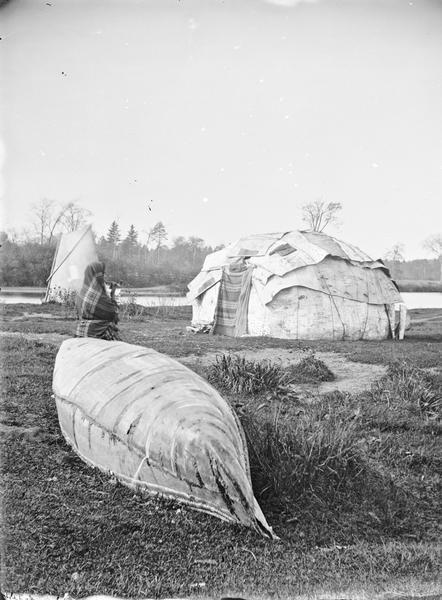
[188,231,405,341]
[45,227,98,302]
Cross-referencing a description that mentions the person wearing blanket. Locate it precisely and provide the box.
[75,261,120,340]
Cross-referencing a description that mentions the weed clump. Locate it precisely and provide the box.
[242,398,366,511]
[287,352,335,383]
[46,286,78,318]
[207,353,293,397]
[370,361,441,418]
[119,293,147,319]
[207,353,336,398]
[240,391,426,543]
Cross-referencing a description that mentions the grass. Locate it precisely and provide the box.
[242,400,367,514]
[0,304,441,597]
[206,358,441,548]
[370,361,441,418]
[1,303,441,366]
[236,389,441,542]
[119,300,190,321]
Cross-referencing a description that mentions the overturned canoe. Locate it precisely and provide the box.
[52,338,275,538]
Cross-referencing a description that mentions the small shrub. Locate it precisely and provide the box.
[119,293,146,320]
[46,286,78,318]
[370,361,441,418]
[287,352,335,384]
[208,352,335,399]
[207,354,294,398]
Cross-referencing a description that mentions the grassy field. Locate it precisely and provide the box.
[0,303,441,599]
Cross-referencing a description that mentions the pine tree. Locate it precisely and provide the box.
[106,220,121,245]
[124,224,138,247]
[106,220,121,260]
[121,224,139,260]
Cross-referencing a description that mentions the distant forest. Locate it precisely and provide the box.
[1,203,441,289]
[0,221,223,291]
[385,259,441,284]
[1,225,441,290]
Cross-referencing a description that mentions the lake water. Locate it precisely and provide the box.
[124,295,190,307]
[0,290,191,307]
[0,292,46,304]
[1,290,441,310]
[401,292,442,309]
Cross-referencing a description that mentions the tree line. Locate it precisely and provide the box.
[384,235,442,282]
[384,258,441,282]
[1,198,441,287]
[95,220,223,290]
[0,201,222,289]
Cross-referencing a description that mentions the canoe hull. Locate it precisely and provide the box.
[53,338,275,538]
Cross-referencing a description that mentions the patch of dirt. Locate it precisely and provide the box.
[179,348,387,396]
[8,312,62,321]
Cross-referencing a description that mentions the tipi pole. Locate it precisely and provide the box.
[44,234,62,302]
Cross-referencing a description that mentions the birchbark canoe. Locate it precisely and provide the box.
[52,338,276,538]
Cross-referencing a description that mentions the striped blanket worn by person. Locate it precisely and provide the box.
[75,261,120,340]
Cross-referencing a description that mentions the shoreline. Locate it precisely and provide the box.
[1,285,442,296]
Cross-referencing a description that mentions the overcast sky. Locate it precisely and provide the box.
[1,0,441,259]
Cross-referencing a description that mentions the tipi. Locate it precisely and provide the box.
[187,230,406,340]
[45,226,98,302]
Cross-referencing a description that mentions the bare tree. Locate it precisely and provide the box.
[301,199,342,232]
[149,221,168,264]
[61,202,92,232]
[423,233,442,281]
[2,228,25,244]
[188,236,204,265]
[423,233,442,257]
[384,243,405,262]
[144,230,153,250]
[31,199,67,245]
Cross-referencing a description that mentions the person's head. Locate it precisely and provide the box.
[83,261,106,285]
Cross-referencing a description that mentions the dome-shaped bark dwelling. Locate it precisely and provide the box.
[187,231,406,340]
